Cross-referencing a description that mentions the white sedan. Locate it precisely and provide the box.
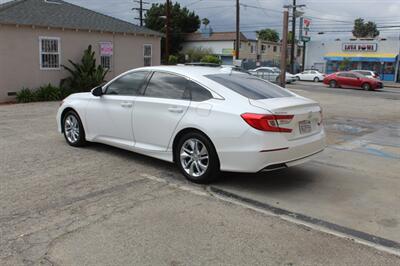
[57,66,326,183]
[295,70,325,82]
[250,67,297,83]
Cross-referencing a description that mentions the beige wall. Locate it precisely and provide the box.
[0,24,161,102]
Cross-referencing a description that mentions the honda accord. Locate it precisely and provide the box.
[57,66,326,183]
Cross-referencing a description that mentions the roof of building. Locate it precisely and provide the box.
[0,0,162,36]
[184,31,250,42]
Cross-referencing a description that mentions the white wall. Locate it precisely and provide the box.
[181,41,234,55]
[305,37,400,71]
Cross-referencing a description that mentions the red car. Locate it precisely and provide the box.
[323,71,383,90]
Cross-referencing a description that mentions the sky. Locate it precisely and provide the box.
[1,0,400,40]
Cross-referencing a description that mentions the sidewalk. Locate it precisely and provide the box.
[383,81,400,88]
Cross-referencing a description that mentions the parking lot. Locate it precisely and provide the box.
[1,82,400,265]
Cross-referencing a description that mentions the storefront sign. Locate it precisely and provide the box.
[221,48,234,56]
[100,42,113,56]
[342,43,377,52]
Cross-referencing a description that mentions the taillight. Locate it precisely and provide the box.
[241,113,294,133]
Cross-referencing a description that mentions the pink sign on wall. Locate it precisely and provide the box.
[100,42,113,56]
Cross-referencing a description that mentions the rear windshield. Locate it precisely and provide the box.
[205,73,293,99]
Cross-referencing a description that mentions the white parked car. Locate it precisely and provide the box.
[295,70,325,82]
[351,70,380,80]
[250,67,296,83]
[57,66,326,183]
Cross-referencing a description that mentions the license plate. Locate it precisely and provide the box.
[299,120,312,134]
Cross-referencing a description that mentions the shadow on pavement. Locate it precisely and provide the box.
[215,167,317,193]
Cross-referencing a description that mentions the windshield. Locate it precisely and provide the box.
[205,73,293,99]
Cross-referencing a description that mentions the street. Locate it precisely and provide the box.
[1,81,400,265]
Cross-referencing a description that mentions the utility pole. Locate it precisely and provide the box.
[132,0,149,27]
[165,0,171,62]
[280,10,289,88]
[302,40,306,71]
[235,0,240,60]
[290,0,296,74]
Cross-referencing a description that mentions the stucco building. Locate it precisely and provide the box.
[182,29,303,71]
[304,37,400,81]
[0,0,162,102]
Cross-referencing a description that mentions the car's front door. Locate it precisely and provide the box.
[300,71,310,80]
[133,71,191,151]
[85,71,149,148]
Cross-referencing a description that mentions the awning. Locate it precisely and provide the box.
[324,52,398,62]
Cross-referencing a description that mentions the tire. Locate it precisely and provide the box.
[175,132,220,184]
[329,80,337,88]
[62,110,87,147]
[362,83,371,91]
[313,77,320,82]
[296,76,300,81]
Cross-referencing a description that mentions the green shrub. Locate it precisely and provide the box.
[16,84,69,103]
[200,55,221,64]
[61,45,108,93]
[185,47,213,62]
[35,84,62,101]
[168,55,178,65]
[16,88,35,103]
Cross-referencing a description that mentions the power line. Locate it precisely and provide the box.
[132,0,150,26]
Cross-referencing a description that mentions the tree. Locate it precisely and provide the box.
[200,55,221,64]
[60,45,108,92]
[352,18,379,38]
[144,2,200,57]
[257,28,279,43]
[339,58,351,71]
[202,18,210,27]
[185,47,213,62]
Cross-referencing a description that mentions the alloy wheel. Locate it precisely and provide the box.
[64,114,80,144]
[180,138,209,177]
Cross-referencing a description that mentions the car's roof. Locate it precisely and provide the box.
[133,65,243,78]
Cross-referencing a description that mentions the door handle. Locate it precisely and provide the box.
[168,107,183,113]
[121,102,133,108]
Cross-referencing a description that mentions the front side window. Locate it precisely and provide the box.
[206,73,293,100]
[105,71,149,95]
[40,37,60,69]
[144,72,188,100]
[144,44,152,66]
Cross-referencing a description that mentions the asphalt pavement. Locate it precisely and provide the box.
[1,83,400,265]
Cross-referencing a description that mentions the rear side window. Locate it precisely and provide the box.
[106,71,149,95]
[206,74,293,100]
[187,81,213,101]
[144,72,188,100]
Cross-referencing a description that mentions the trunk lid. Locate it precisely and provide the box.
[249,96,323,140]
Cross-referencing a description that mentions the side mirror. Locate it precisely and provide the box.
[91,86,103,97]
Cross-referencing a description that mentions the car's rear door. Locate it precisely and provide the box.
[85,71,149,147]
[336,73,351,88]
[133,71,190,151]
[346,73,362,88]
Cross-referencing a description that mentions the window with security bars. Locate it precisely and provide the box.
[40,37,60,69]
[144,44,152,66]
[101,55,112,69]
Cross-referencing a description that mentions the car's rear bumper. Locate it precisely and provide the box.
[217,129,326,172]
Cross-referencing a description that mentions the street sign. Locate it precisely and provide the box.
[299,17,311,43]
